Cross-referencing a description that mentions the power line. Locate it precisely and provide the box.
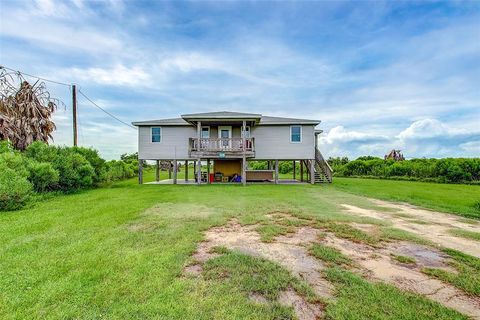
[0,64,136,131]
[0,65,72,87]
[78,90,136,130]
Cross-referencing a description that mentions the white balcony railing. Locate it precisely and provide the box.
[189,137,254,153]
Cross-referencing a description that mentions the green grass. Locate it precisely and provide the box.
[422,248,480,296]
[324,267,467,319]
[448,228,480,241]
[333,177,480,219]
[203,250,317,302]
[1,171,478,319]
[310,244,351,266]
[392,254,416,264]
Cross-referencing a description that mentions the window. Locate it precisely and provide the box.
[242,126,251,138]
[290,126,302,143]
[151,127,161,142]
[201,126,210,138]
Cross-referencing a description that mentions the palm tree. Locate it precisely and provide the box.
[0,68,58,150]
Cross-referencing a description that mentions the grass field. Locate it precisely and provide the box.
[1,171,479,319]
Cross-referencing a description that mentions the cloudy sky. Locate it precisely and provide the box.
[1,0,479,159]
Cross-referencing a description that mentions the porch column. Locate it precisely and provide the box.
[173,161,178,184]
[138,160,143,184]
[293,160,296,180]
[310,160,315,185]
[168,161,172,179]
[275,159,279,184]
[207,159,211,184]
[300,160,304,182]
[155,160,160,182]
[242,120,247,186]
[185,160,188,181]
[197,121,202,185]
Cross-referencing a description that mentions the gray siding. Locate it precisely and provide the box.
[252,125,315,160]
[137,124,316,160]
[138,126,196,160]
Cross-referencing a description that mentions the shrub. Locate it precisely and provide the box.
[72,147,107,184]
[106,160,135,181]
[0,140,14,153]
[0,152,30,178]
[24,141,58,163]
[27,161,59,192]
[54,150,95,191]
[0,168,32,210]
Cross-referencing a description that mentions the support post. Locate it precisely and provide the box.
[168,162,172,179]
[138,160,143,184]
[293,160,296,180]
[197,121,202,185]
[275,159,279,184]
[300,160,304,182]
[173,161,178,184]
[193,160,196,181]
[156,160,160,182]
[242,120,246,186]
[207,159,211,184]
[185,160,188,182]
[72,84,77,146]
[310,160,315,185]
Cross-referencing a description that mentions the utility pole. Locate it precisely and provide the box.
[72,84,77,146]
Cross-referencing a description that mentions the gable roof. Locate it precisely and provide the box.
[132,111,320,126]
[181,111,262,119]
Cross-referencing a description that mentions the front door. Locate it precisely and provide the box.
[218,126,232,149]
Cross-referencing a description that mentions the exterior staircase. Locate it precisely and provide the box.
[314,148,333,183]
[302,149,333,183]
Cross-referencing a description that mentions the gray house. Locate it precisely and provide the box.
[132,111,332,185]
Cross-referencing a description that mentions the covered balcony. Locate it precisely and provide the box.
[189,137,255,158]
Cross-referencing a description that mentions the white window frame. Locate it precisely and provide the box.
[218,125,232,148]
[242,126,251,138]
[201,126,210,138]
[290,125,302,143]
[151,127,162,143]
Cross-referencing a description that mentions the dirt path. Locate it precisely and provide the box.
[185,220,331,320]
[186,215,480,319]
[321,235,480,319]
[341,200,480,258]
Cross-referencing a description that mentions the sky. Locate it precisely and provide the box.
[0,0,479,160]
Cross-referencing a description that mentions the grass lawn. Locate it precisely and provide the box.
[1,171,478,319]
[332,177,480,219]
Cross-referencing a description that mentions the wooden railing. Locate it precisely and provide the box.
[315,148,333,182]
[189,137,254,152]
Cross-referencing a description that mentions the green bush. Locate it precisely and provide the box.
[54,150,95,191]
[106,160,136,181]
[0,168,32,211]
[27,162,59,192]
[332,156,480,184]
[25,141,59,163]
[0,152,30,178]
[72,147,107,184]
[0,140,14,154]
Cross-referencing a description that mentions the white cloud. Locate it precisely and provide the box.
[397,119,448,140]
[66,65,151,87]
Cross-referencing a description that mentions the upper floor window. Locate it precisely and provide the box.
[201,126,210,138]
[151,127,161,142]
[290,126,302,143]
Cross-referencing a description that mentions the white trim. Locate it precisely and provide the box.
[242,125,251,138]
[218,125,232,148]
[218,126,232,139]
[151,127,162,143]
[290,125,302,143]
[201,126,210,138]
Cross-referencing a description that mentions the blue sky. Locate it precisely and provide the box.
[1,0,479,159]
